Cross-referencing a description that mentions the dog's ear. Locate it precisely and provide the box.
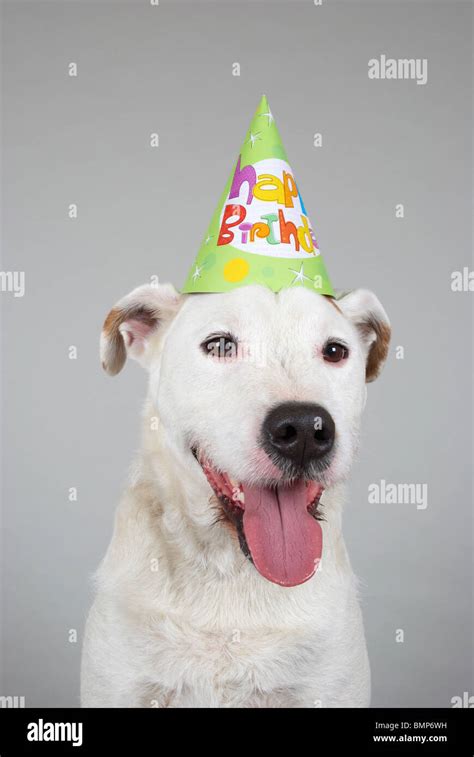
[101,283,183,376]
[336,289,391,382]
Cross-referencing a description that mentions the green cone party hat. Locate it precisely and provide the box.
[182,95,334,296]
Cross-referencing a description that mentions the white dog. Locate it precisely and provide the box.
[81,283,390,708]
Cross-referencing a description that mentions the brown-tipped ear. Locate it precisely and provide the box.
[100,283,183,376]
[336,289,391,383]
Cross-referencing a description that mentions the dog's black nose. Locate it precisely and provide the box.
[261,402,335,470]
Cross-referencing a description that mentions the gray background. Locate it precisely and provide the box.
[1,0,472,707]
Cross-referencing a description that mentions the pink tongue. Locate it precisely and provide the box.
[241,481,322,587]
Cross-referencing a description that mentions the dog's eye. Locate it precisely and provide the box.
[323,341,349,363]
[201,334,238,359]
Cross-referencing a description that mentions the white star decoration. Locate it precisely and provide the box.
[289,263,311,285]
[260,110,274,125]
[192,264,204,282]
[247,131,262,148]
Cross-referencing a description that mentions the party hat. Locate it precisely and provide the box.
[182,95,333,296]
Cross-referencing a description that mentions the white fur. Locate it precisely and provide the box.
[81,284,390,708]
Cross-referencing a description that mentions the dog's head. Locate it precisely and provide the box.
[101,283,390,588]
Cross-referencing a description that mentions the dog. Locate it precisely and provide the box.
[81,282,390,707]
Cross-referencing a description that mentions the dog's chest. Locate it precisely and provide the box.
[134,595,344,708]
[143,622,320,707]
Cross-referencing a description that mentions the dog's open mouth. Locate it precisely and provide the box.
[195,452,323,588]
